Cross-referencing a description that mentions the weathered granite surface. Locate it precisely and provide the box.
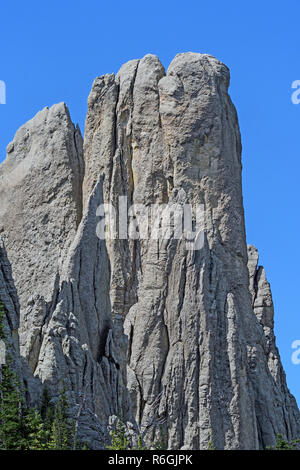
[0,103,84,371]
[82,53,300,449]
[0,239,40,405]
[0,53,298,449]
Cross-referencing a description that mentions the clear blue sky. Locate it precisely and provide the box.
[0,1,299,405]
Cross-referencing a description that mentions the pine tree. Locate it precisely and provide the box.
[26,409,51,450]
[273,434,300,450]
[107,418,130,450]
[0,358,29,449]
[0,300,29,449]
[49,382,75,450]
[0,300,80,450]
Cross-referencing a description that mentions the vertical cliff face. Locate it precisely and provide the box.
[82,53,300,449]
[0,239,21,372]
[0,102,134,448]
[0,103,84,372]
[0,53,298,450]
[33,176,134,448]
[247,245,299,446]
[0,240,40,405]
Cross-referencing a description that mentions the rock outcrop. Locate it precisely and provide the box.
[0,239,22,373]
[0,53,298,450]
[247,245,299,446]
[82,52,300,449]
[0,103,84,371]
[0,239,40,405]
[33,176,134,448]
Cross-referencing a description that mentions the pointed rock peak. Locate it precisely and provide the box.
[0,102,84,367]
[1,54,298,450]
[2,102,82,178]
[166,52,230,93]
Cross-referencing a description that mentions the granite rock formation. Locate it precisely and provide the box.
[0,103,84,372]
[0,53,299,449]
[0,239,40,405]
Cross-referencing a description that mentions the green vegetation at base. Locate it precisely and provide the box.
[107,418,167,451]
[267,434,300,450]
[107,419,130,450]
[0,299,80,450]
[1,300,300,451]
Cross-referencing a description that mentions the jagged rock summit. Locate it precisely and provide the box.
[0,53,299,449]
[0,103,84,372]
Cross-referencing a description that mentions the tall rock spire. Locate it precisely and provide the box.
[0,54,298,449]
[0,103,84,371]
[83,52,300,449]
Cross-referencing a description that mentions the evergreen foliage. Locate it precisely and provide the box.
[107,418,130,450]
[0,358,29,449]
[2,299,300,451]
[107,417,167,450]
[271,434,300,450]
[49,382,76,450]
[0,300,36,449]
[0,299,78,450]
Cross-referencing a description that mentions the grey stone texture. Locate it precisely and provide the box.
[0,103,84,371]
[0,53,298,449]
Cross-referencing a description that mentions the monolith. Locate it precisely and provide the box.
[0,103,84,371]
[0,53,298,450]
